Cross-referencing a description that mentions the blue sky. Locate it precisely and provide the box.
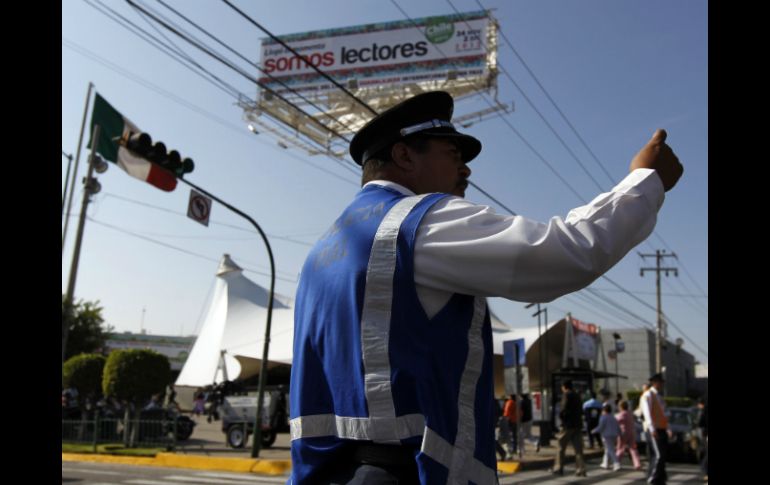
[62,0,708,365]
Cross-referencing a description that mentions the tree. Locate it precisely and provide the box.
[62,295,113,360]
[102,349,171,447]
[63,353,106,398]
[102,349,171,405]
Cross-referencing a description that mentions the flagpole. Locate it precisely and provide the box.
[63,82,94,255]
[63,124,100,366]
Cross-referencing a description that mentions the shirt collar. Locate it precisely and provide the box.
[363,180,416,196]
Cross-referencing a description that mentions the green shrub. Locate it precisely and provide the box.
[63,353,106,397]
[102,349,171,404]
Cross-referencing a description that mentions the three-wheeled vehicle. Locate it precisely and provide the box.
[221,386,288,448]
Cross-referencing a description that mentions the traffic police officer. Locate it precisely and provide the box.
[289,91,682,484]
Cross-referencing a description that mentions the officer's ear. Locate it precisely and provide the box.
[391,141,415,172]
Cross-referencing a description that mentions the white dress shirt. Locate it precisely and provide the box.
[364,168,664,319]
[641,386,669,431]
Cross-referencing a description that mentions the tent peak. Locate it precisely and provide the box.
[217,254,243,276]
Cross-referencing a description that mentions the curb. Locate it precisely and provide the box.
[63,449,603,477]
[62,452,291,476]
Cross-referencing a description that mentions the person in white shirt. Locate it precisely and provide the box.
[641,373,672,485]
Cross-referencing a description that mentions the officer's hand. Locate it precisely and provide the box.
[629,129,683,191]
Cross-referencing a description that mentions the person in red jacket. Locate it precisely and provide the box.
[503,395,519,455]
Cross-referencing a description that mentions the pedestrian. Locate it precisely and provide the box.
[696,396,708,482]
[641,373,672,485]
[600,388,616,414]
[519,393,540,453]
[583,390,603,449]
[592,404,621,471]
[615,400,642,470]
[192,388,205,417]
[493,398,509,461]
[288,90,683,484]
[551,380,588,477]
[503,395,519,455]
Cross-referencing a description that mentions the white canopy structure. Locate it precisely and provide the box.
[176,253,570,391]
[175,254,295,387]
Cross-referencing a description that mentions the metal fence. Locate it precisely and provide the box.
[62,412,181,452]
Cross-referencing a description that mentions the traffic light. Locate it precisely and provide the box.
[122,132,194,178]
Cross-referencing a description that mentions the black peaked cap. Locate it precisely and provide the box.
[349,91,482,165]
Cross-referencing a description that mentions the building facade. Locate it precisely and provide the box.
[598,328,697,397]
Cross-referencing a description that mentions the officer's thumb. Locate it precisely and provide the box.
[650,129,667,145]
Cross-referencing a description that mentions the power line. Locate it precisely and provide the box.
[124,0,352,146]
[100,192,315,247]
[472,0,616,187]
[219,0,378,116]
[662,278,707,317]
[568,292,650,332]
[661,312,708,359]
[389,0,589,205]
[84,0,243,99]
[460,0,708,312]
[87,216,298,283]
[445,0,607,193]
[62,38,360,186]
[589,287,707,299]
[153,0,363,138]
[119,0,362,178]
[388,0,708,354]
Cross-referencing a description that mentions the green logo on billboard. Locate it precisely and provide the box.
[425,18,454,44]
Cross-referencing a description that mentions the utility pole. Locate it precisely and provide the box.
[639,250,678,374]
[63,125,106,366]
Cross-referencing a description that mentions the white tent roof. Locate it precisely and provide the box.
[176,254,541,387]
[175,254,295,387]
[491,320,562,356]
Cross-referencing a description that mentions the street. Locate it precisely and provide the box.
[501,456,704,484]
[63,457,704,485]
[62,462,289,485]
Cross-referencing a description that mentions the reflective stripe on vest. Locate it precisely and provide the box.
[360,194,431,440]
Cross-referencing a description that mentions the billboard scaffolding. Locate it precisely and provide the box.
[240,10,510,159]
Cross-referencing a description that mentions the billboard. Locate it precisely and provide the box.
[567,317,599,361]
[258,10,493,98]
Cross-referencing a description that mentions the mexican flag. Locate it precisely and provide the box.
[88,93,177,192]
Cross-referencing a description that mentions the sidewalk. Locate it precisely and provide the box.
[62,416,605,476]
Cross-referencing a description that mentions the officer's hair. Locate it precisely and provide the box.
[360,135,434,186]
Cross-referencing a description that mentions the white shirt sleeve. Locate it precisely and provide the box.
[412,168,665,302]
[641,390,654,431]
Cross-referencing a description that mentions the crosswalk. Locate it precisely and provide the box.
[499,464,705,484]
[64,462,704,485]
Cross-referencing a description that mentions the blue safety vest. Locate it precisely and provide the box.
[289,184,497,484]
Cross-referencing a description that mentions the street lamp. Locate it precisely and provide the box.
[612,332,624,397]
[526,302,551,446]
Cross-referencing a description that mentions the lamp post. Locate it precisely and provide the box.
[612,332,623,397]
[526,302,551,446]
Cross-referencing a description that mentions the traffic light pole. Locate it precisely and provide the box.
[176,176,275,458]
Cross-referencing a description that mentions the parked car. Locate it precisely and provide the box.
[667,407,701,463]
[632,406,700,463]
